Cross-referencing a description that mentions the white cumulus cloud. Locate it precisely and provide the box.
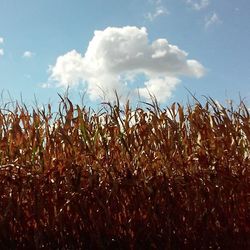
[49,26,205,102]
[0,37,4,44]
[23,51,35,58]
[186,0,210,10]
[0,49,4,56]
[138,77,180,102]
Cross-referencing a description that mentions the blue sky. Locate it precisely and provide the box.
[0,0,249,108]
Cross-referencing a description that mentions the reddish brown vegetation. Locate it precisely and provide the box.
[0,97,249,249]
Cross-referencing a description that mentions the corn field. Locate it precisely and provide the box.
[0,96,249,249]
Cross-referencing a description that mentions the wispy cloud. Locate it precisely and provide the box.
[186,0,210,11]
[205,12,221,28]
[41,82,52,88]
[48,26,205,103]
[145,0,168,21]
[150,0,162,4]
[0,37,4,57]
[145,6,168,21]
[23,51,35,58]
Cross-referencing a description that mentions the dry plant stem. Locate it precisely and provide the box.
[0,97,249,249]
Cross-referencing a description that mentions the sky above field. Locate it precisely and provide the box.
[0,0,249,107]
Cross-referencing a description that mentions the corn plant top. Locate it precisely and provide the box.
[0,98,249,249]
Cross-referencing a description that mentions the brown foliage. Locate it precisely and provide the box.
[0,97,249,249]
